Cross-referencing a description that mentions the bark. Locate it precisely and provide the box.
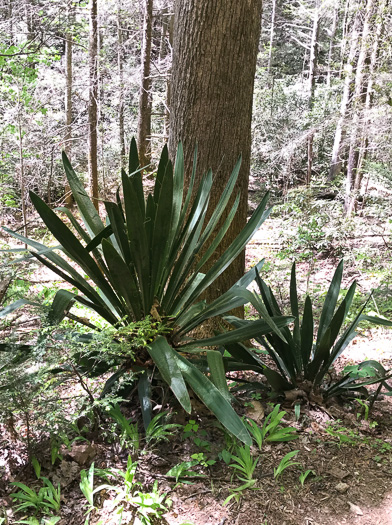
[267,0,277,76]
[345,0,374,214]
[88,0,99,211]
[328,2,362,181]
[308,0,320,107]
[137,0,153,168]
[64,0,73,207]
[117,0,126,168]
[169,0,263,306]
[339,0,351,78]
[346,0,386,214]
[327,0,339,87]
[17,112,27,244]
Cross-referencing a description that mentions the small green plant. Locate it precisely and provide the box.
[325,421,364,447]
[145,411,181,445]
[79,463,111,512]
[10,478,61,515]
[31,457,41,480]
[190,452,216,469]
[299,469,315,486]
[166,461,206,484]
[273,450,300,480]
[245,405,298,449]
[223,480,258,506]
[229,445,259,482]
[106,403,140,451]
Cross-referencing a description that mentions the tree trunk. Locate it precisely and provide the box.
[169,0,263,306]
[88,0,99,211]
[137,0,153,168]
[308,0,320,107]
[345,0,374,214]
[346,0,386,214]
[326,0,339,88]
[328,2,362,182]
[267,0,277,76]
[117,0,126,168]
[64,0,73,208]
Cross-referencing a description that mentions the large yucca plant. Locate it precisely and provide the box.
[2,140,292,442]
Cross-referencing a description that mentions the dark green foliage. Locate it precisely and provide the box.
[3,140,291,443]
[223,261,392,398]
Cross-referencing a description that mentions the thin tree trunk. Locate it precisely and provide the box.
[117,0,126,168]
[64,0,73,207]
[169,0,263,308]
[345,0,374,214]
[17,112,27,245]
[339,0,351,78]
[327,0,339,87]
[88,0,99,211]
[328,2,362,182]
[137,0,153,168]
[346,0,385,214]
[308,0,320,107]
[267,0,277,76]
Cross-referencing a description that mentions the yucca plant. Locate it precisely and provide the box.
[2,140,293,443]
[223,260,392,398]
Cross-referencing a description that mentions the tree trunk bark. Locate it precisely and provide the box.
[308,0,320,107]
[169,0,263,306]
[64,0,73,208]
[346,0,386,214]
[267,0,276,77]
[328,1,362,182]
[137,0,153,168]
[117,0,126,168]
[88,0,99,211]
[345,0,374,214]
[326,0,339,88]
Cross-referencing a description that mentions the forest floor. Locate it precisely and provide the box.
[1,184,392,525]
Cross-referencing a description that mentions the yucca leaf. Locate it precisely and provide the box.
[48,289,75,324]
[85,225,113,252]
[316,260,343,345]
[29,192,124,316]
[184,316,294,348]
[174,352,251,444]
[307,327,331,382]
[129,136,140,174]
[0,299,41,319]
[55,206,91,244]
[300,296,314,372]
[147,336,191,413]
[182,193,272,310]
[151,161,174,298]
[104,201,132,265]
[62,151,105,236]
[206,350,231,402]
[197,156,241,247]
[102,239,143,320]
[360,314,392,327]
[121,170,151,310]
[31,251,119,325]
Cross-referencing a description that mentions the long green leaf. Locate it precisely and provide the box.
[174,352,251,444]
[206,350,231,402]
[62,151,105,236]
[316,260,343,345]
[147,337,191,413]
[29,192,124,316]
